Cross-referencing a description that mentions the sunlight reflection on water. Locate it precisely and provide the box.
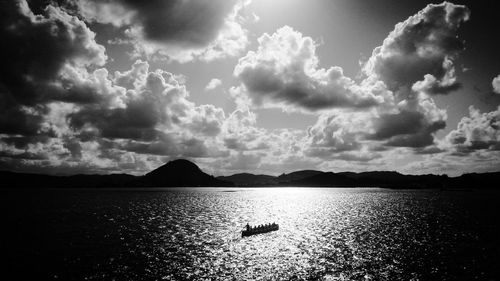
[5,187,500,280]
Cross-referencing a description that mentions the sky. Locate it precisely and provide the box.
[1,0,500,176]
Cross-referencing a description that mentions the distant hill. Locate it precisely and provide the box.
[218,170,500,189]
[217,173,276,186]
[446,172,500,189]
[277,170,323,183]
[139,159,232,187]
[0,159,499,189]
[289,172,357,187]
[216,170,323,186]
[286,171,499,189]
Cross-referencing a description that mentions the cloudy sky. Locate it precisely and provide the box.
[1,0,499,176]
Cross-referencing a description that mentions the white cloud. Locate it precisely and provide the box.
[492,75,500,94]
[205,78,222,91]
[444,105,500,154]
[229,2,470,166]
[261,3,468,160]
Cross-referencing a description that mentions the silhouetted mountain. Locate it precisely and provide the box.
[337,171,440,188]
[288,171,498,189]
[289,172,358,187]
[137,159,232,187]
[0,160,499,189]
[277,170,323,183]
[217,173,276,186]
[216,170,323,186]
[447,172,500,189]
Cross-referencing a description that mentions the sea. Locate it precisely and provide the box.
[2,187,499,281]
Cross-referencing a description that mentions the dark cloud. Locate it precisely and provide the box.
[0,0,106,105]
[0,5,229,174]
[414,146,445,155]
[77,0,236,46]
[0,150,48,161]
[74,0,248,61]
[69,105,165,141]
[1,135,52,150]
[63,137,83,159]
[0,96,46,136]
[370,111,425,140]
[384,120,445,148]
[0,0,106,137]
[0,156,119,175]
[121,0,236,46]
[368,110,445,148]
[334,152,381,162]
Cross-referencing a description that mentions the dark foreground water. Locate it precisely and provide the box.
[1,188,499,280]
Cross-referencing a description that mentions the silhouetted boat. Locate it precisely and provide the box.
[242,223,279,237]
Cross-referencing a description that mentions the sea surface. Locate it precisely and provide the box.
[2,188,500,280]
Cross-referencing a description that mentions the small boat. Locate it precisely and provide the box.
[242,223,279,237]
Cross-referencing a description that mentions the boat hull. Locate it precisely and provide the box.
[242,225,279,237]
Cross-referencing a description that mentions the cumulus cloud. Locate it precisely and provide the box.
[0,0,258,174]
[492,75,500,94]
[369,92,447,148]
[306,113,366,156]
[299,2,469,160]
[221,106,265,152]
[68,60,227,154]
[233,2,469,158]
[0,0,234,174]
[0,1,303,174]
[1,1,489,176]
[74,0,250,62]
[304,93,447,161]
[363,2,469,95]
[234,26,390,111]
[0,0,107,136]
[304,111,387,162]
[0,57,232,172]
[444,106,500,154]
[205,79,222,91]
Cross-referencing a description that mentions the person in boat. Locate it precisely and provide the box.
[246,223,250,232]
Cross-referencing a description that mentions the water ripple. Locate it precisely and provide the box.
[3,188,500,280]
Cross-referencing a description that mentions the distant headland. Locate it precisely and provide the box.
[1,159,499,189]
